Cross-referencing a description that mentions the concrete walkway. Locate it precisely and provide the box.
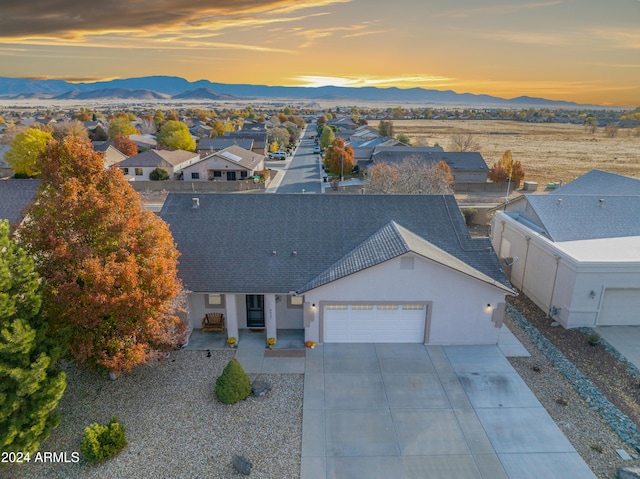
[595,325,640,372]
[301,343,596,479]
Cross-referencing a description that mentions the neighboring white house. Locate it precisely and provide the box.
[160,194,513,345]
[119,149,201,180]
[179,145,265,181]
[490,170,640,327]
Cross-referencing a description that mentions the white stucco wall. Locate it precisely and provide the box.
[180,156,263,181]
[491,211,640,327]
[122,165,173,180]
[303,253,508,345]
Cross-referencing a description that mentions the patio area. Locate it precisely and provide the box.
[182,328,306,351]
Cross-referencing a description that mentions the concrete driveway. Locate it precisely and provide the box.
[301,343,596,479]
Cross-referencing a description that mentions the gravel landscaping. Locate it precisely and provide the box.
[4,350,303,479]
[506,296,640,479]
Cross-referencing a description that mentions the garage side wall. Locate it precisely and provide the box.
[303,253,507,345]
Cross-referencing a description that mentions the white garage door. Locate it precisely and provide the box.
[323,304,426,343]
[598,289,640,326]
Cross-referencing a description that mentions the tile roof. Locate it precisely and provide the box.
[159,194,510,294]
[119,149,198,168]
[0,180,39,226]
[300,221,511,293]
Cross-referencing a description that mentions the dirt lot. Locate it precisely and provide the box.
[369,120,640,187]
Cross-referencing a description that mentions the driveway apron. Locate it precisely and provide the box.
[301,343,596,479]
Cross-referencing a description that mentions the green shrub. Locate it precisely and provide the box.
[215,358,252,404]
[80,416,127,462]
[461,207,476,226]
[149,167,170,181]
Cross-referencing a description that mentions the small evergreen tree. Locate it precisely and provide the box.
[149,167,170,181]
[80,416,127,462]
[215,358,252,404]
[0,220,66,454]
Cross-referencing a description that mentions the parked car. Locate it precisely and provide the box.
[313,146,321,154]
[268,151,287,160]
[310,135,315,139]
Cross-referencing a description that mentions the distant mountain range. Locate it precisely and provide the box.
[0,75,602,108]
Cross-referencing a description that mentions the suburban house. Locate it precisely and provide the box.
[365,147,490,183]
[196,138,254,156]
[127,134,157,151]
[93,141,129,169]
[223,131,267,155]
[178,145,265,181]
[160,194,513,345]
[119,149,201,180]
[490,170,640,327]
[0,179,39,229]
[0,145,12,178]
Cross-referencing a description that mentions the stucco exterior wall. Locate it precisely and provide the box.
[491,211,640,328]
[303,253,508,345]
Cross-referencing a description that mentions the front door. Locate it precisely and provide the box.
[246,295,265,328]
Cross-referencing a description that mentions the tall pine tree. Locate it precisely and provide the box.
[0,220,66,454]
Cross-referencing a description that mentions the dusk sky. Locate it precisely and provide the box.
[0,0,638,106]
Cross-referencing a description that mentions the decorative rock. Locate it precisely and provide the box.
[617,449,633,460]
[252,380,272,397]
[618,466,640,479]
[550,321,560,327]
[232,455,252,475]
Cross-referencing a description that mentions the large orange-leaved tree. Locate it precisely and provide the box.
[18,137,185,375]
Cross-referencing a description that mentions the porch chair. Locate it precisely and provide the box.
[202,312,225,334]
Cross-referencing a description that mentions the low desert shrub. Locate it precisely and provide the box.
[215,358,252,404]
[80,416,127,463]
[461,207,476,226]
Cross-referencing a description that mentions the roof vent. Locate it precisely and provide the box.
[557,198,562,205]
[192,197,200,208]
[272,251,277,256]
[292,251,298,257]
[599,198,605,207]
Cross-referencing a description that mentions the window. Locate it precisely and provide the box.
[205,294,225,308]
[377,304,398,310]
[213,171,222,178]
[402,304,424,310]
[122,167,129,175]
[135,168,143,176]
[288,295,303,308]
[240,171,248,179]
[325,304,347,310]
[351,304,373,310]
[191,172,200,180]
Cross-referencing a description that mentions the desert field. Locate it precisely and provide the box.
[369,120,640,187]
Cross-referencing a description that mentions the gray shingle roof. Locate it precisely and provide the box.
[0,180,39,226]
[372,148,488,172]
[549,170,640,196]
[159,194,510,293]
[119,149,198,168]
[196,138,254,151]
[522,195,640,241]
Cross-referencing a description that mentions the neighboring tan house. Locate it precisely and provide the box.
[490,170,640,327]
[119,149,201,180]
[160,194,513,345]
[93,141,129,169]
[196,138,254,156]
[367,147,489,183]
[179,145,265,181]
